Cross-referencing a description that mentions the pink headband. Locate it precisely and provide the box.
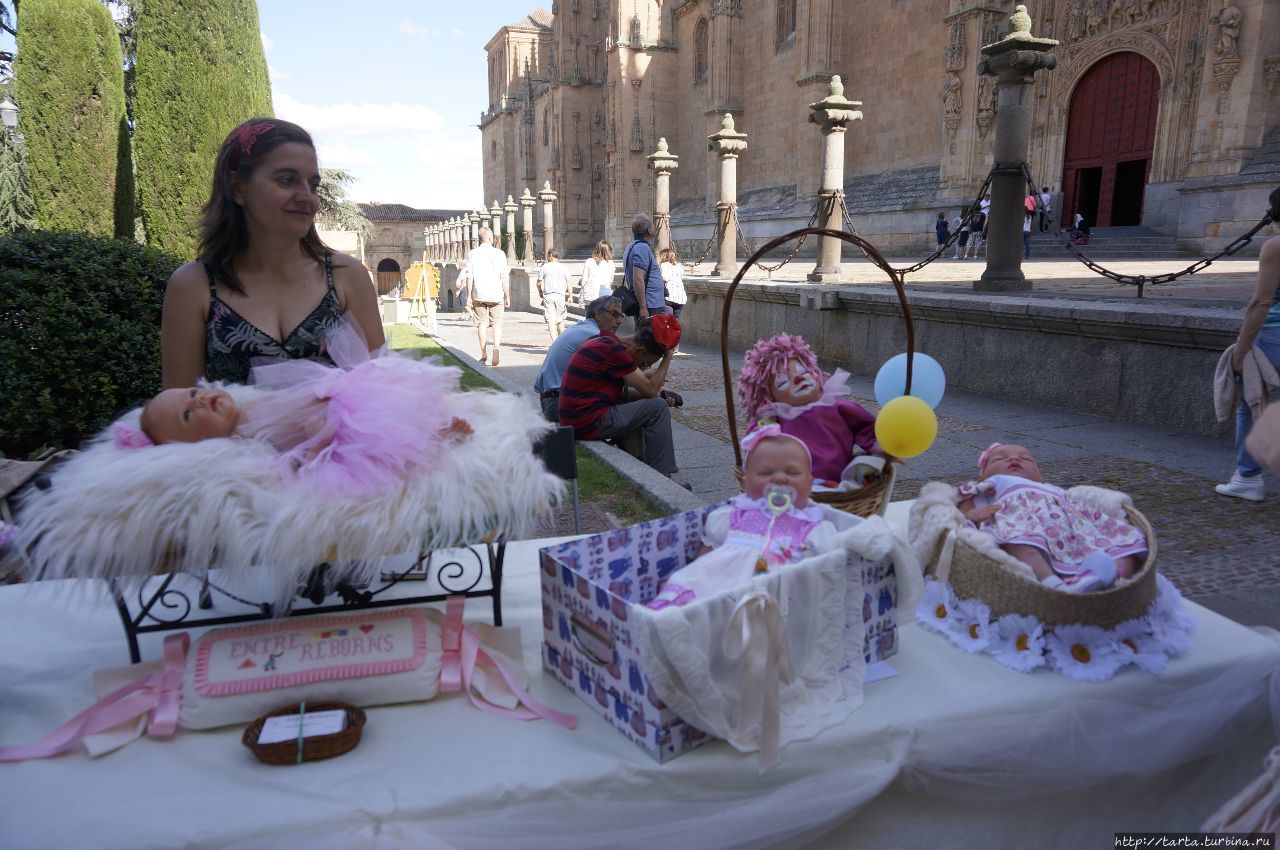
[741,420,812,465]
[228,121,276,159]
[113,422,154,450]
[977,442,1002,471]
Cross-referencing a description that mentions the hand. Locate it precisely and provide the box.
[964,504,1000,524]
[503,297,510,308]
[639,307,650,320]
[660,389,683,408]
[1231,348,1245,374]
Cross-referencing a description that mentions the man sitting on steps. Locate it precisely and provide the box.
[533,295,625,422]
[558,314,686,485]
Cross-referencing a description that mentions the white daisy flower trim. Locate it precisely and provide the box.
[1113,619,1169,675]
[1046,624,1125,682]
[950,598,993,653]
[990,613,1047,673]
[916,579,958,635]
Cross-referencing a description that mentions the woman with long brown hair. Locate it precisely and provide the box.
[160,118,384,387]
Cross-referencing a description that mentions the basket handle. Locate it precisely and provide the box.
[720,227,916,469]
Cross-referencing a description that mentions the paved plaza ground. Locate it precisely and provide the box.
[426,255,1278,631]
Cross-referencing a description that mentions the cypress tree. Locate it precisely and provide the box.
[0,131,35,233]
[134,0,273,259]
[15,0,132,238]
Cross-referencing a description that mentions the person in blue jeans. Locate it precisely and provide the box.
[1216,186,1280,502]
[623,213,671,324]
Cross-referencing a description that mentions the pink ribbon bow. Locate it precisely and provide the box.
[0,633,187,762]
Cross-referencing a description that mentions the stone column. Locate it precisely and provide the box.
[647,138,679,253]
[520,188,536,264]
[489,200,502,242]
[425,226,434,261]
[449,217,459,263]
[807,76,862,282]
[707,113,748,278]
[469,210,481,252]
[538,180,557,258]
[455,217,465,261]
[503,195,519,264]
[976,7,1057,292]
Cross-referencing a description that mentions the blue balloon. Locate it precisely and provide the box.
[874,353,946,409]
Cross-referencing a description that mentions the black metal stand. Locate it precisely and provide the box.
[109,542,506,664]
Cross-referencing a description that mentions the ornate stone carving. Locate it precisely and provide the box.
[1265,56,1280,93]
[630,115,644,151]
[947,22,967,71]
[982,12,1003,47]
[943,74,963,117]
[631,15,642,46]
[606,119,617,149]
[808,75,863,128]
[1210,2,1241,59]
[572,144,584,169]
[709,0,742,19]
[1060,0,1185,47]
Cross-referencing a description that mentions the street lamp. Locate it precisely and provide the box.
[0,98,17,132]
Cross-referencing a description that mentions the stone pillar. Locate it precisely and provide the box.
[807,76,862,283]
[520,188,536,264]
[469,210,481,252]
[489,200,502,243]
[707,113,748,278]
[503,195,519,264]
[538,180,557,258]
[647,138,679,253]
[454,217,464,261]
[975,7,1057,293]
[426,226,434,261]
[449,217,459,263]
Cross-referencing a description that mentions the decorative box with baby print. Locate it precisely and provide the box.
[539,502,900,763]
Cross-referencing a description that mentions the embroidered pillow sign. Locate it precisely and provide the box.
[194,609,428,697]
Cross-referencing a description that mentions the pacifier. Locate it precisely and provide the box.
[764,485,796,515]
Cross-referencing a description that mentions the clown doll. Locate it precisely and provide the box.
[738,333,884,491]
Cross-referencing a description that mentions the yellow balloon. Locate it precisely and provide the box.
[874,395,938,459]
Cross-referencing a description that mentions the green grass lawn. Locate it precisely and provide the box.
[387,324,665,527]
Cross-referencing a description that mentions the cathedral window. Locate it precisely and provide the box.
[694,18,708,83]
[776,0,797,48]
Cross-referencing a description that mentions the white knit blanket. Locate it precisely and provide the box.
[14,387,563,609]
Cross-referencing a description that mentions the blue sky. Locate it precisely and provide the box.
[1,1,542,210]
[260,0,541,210]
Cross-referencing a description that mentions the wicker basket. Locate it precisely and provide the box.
[242,701,366,765]
[939,506,1158,629]
[721,227,915,518]
[733,464,895,517]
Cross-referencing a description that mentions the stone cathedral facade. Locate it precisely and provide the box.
[481,1,1278,255]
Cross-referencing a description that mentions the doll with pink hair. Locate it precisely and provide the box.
[957,443,1148,593]
[646,425,838,610]
[737,334,882,490]
[123,317,471,496]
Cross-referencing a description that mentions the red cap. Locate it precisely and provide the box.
[649,313,682,350]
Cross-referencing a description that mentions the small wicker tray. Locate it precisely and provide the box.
[242,701,366,766]
[941,506,1159,629]
[733,464,895,518]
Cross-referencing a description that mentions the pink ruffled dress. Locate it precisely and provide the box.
[756,370,878,485]
[646,494,836,609]
[958,474,1148,578]
[234,317,462,496]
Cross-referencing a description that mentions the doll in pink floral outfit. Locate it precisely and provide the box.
[957,443,1148,593]
[646,426,838,609]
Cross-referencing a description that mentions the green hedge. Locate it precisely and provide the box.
[0,231,181,458]
[15,0,133,239]
[134,0,273,259]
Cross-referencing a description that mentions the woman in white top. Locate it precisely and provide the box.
[577,241,615,304]
[659,247,687,320]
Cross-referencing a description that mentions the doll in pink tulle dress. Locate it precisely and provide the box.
[957,443,1148,593]
[129,318,471,496]
[646,426,838,610]
[737,334,884,491]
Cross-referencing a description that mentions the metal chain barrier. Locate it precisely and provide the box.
[891,172,995,277]
[681,213,722,270]
[1019,162,1273,297]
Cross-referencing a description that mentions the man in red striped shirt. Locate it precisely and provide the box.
[559,315,682,477]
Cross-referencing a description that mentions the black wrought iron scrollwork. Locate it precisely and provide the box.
[435,548,487,595]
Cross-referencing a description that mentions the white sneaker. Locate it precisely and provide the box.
[1214,472,1265,502]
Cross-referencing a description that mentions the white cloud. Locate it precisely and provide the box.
[273,92,483,209]
[449,28,464,38]
[398,18,434,38]
[261,32,273,52]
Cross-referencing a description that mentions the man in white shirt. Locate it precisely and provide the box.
[466,227,510,365]
[1039,186,1053,232]
[536,249,570,341]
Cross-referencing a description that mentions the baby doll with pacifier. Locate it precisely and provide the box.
[647,424,839,609]
[737,333,885,492]
[957,443,1148,593]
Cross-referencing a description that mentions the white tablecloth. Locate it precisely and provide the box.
[1,534,1277,850]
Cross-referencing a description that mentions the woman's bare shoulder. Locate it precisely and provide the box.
[165,261,210,301]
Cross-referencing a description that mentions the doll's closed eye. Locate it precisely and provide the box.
[773,374,790,391]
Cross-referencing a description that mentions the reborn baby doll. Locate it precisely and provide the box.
[124,319,471,496]
[738,334,883,490]
[647,425,838,609]
[957,443,1148,593]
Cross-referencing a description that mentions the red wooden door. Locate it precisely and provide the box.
[1060,52,1159,228]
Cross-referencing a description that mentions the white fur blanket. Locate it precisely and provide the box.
[907,481,1136,584]
[14,387,563,609]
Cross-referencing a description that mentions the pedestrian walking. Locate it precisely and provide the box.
[537,249,570,341]
[466,227,510,365]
